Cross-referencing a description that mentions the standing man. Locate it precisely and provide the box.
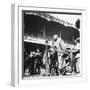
[34,49,42,74]
[53,34,64,74]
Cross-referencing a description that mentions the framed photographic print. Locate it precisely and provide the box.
[11,4,87,87]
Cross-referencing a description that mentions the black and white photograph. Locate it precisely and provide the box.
[23,9,81,78]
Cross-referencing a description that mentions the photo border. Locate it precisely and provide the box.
[11,4,87,87]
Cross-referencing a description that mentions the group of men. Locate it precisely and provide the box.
[24,34,80,76]
[49,34,80,75]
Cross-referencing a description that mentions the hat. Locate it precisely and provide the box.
[53,34,58,39]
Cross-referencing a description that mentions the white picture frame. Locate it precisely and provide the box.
[11,3,87,87]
